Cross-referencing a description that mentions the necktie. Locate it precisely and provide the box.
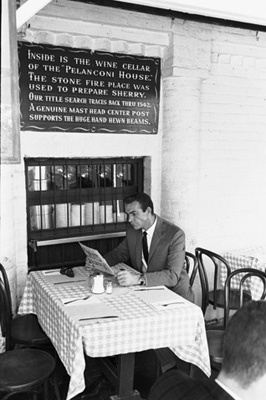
[142,231,149,265]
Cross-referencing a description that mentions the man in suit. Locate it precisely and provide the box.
[104,192,194,302]
[104,192,194,373]
[148,300,266,400]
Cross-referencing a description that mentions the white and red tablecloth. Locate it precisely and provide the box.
[221,250,266,300]
[18,267,210,400]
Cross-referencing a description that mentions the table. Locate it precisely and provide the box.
[18,267,210,400]
[221,250,266,300]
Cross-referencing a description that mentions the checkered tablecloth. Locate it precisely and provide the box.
[221,252,266,300]
[18,267,210,400]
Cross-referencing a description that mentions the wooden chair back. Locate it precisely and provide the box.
[184,252,198,286]
[0,263,12,319]
[224,267,266,326]
[0,277,11,351]
[195,247,232,314]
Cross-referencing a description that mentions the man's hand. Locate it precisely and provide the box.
[117,270,140,286]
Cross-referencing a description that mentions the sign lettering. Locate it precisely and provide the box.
[18,42,160,134]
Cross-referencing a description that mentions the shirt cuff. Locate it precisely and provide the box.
[139,274,147,286]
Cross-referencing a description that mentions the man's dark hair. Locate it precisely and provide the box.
[221,300,266,387]
[124,192,154,214]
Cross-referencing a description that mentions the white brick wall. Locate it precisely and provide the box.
[196,26,266,251]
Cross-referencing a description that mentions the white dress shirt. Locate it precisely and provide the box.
[142,217,157,271]
[216,379,244,400]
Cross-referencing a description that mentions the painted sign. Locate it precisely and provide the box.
[18,42,160,134]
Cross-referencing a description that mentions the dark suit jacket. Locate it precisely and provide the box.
[148,370,235,400]
[104,215,193,301]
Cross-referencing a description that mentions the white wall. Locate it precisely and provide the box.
[161,19,266,252]
[118,0,266,26]
[197,27,266,250]
[1,0,266,304]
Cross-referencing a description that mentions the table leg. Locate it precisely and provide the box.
[99,353,142,400]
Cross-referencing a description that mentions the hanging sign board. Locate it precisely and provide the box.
[18,42,160,134]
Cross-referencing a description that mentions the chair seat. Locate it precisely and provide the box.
[205,319,224,331]
[11,314,50,346]
[0,348,55,391]
[209,289,251,309]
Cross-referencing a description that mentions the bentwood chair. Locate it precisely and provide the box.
[0,264,61,399]
[195,248,252,316]
[0,277,58,400]
[184,252,198,287]
[207,268,266,370]
[0,263,51,350]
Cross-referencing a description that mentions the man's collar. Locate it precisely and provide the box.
[215,378,244,400]
[144,215,157,235]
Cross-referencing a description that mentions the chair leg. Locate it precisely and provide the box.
[156,359,162,378]
[0,394,13,400]
[0,385,51,400]
[188,363,194,377]
[0,392,35,400]
[44,380,50,400]
[52,370,62,400]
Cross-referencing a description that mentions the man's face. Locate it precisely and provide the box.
[125,201,150,230]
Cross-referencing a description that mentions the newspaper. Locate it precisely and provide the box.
[79,242,115,276]
[79,243,141,277]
